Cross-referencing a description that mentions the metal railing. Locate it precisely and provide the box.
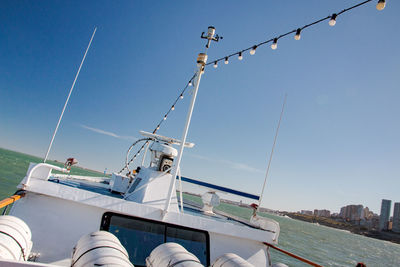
[0,190,25,215]
[264,242,323,267]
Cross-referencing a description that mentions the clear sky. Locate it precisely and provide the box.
[1,0,399,213]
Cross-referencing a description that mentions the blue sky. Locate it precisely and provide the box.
[1,0,399,213]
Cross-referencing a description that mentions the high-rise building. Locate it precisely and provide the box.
[339,205,363,221]
[392,202,400,233]
[379,199,391,231]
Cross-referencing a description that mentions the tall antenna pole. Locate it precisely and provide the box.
[44,27,97,162]
[257,94,287,212]
[163,26,222,215]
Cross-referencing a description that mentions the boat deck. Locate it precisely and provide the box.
[48,174,252,227]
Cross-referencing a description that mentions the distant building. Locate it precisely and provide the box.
[371,215,380,230]
[340,205,363,221]
[361,207,374,220]
[300,210,313,215]
[379,199,391,231]
[313,209,331,217]
[392,202,400,233]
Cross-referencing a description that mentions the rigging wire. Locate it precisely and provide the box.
[118,0,387,174]
[124,138,153,173]
[119,73,197,174]
[205,0,381,67]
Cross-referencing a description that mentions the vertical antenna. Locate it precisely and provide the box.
[44,27,97,162]
[257,94,287,211]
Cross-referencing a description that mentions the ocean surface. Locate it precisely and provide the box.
[263,213,400,267]
[1,148,400,266]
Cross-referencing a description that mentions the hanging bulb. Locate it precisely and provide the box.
[294,28,301,40]
[250,45,257,55]
[163,116,167,120]
[271,38,278,50]
[329,14,337,26]
[224,57,229,64]
[376,0,386,10]
[171,105,175,111]
[188,81,192,86]
[180,94,184,99]
[213,61,218,68]
[238,52,243,60]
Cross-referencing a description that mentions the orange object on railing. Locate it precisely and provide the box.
[0,194,23,209]
[264,242,323,267]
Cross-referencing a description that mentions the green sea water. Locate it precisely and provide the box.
[1,148,399,266]
[186,192,400,266]
[0,147,106,206]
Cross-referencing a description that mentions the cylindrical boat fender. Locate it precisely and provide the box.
[71,230,133,267]
[146,242,204,267]
[211,253,255,267]
[0,215,32,261]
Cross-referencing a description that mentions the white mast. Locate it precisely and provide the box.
[44,27,97,162]
[163,26,221,214]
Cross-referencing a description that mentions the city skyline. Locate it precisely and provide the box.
[1,1,399,213]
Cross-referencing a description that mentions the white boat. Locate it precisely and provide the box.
[0,1,388,266]
[0,26,291,267]
[0,131,283,267]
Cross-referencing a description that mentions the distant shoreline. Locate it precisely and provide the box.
[283,212,400,245]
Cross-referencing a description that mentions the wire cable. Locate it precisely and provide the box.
[119,73,197,173]
[205,0,374,67]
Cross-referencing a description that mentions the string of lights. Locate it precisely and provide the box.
[119,73,197,174]
[206,0,386,69]
[119,0,387,174]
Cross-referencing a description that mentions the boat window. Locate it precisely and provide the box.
[100,212,209,267]
[107,215,164,266]
[166,226,208,265]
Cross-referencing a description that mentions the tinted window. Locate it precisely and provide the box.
[166,227,208,264]
[108,216,164,266]
[101,213,209,267]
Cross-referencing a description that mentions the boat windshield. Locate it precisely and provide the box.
[100,212,209,266]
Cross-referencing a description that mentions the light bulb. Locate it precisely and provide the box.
[224,57,229,64]
[238,52,243,60]
[250,45,257,55]
[171,105,175,111]
[213,61,218,68]
[376,0,386,10]
[188,81,192,86]
[294,28,301,40]
[163,116,167,120]
[180,94,184,99]
[271,38,278,50]
[329,14,337,26]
